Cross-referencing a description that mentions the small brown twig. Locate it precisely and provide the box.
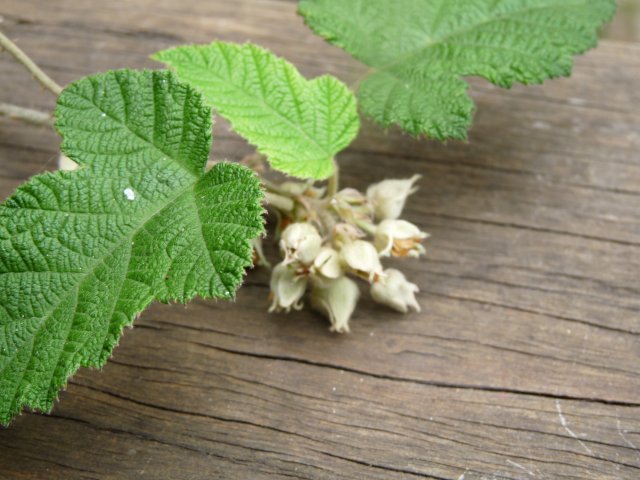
[0,30,62,96]
[0,102,53,126]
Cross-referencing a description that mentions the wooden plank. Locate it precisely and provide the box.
[0,0,639,478]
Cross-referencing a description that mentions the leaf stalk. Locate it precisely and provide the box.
[327,159,339,197]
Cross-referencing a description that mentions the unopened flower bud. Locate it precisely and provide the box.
[366,174,421,220]
[311,276,360,333]
[269,262,307,313]
[280,222,322,265]
[340,240,384,282]
[312,247,343,281]
[371,269,420,313]
[374,219,429,257]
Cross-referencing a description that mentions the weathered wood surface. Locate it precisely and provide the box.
[1,1,639,478]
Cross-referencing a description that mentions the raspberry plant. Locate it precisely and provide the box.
[0,0,613,424]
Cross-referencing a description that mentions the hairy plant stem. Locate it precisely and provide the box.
[327,160,339,198]
[0,30,63,96]
[0,102,53,126]
[264,191,294,212]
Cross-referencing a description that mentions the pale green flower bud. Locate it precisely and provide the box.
[371,269,420,313]
[340,240,384,282]
[311,276,360,333]
[366,174,421,220]
[374,219,429,257]
[313,247,343,279]
[280,222,322,265]
[269,262,307,313]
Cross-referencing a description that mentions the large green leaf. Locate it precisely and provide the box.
[0,70,264,424]
[299,0,616,140]
[153,42,359,179]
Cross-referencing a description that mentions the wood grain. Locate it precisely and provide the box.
[1,1,639,478]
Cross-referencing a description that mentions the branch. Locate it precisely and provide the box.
[0,102,53,126]
[0,30,62,96]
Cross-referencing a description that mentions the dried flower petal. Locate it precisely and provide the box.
[374,219,428,257]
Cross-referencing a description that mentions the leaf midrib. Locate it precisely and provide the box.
[65,80,201,180]
[0,173,198,397]
[169,51,334,164]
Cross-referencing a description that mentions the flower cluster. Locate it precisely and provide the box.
[263,174,428,333]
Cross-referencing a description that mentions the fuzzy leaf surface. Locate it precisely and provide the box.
[0,69,264,424]
[299,0,616,139]
[153,42,359,179]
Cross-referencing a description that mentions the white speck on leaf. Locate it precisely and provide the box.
[124,188,136,201]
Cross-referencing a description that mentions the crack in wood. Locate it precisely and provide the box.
[182,340,640,408]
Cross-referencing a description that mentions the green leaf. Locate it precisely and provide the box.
[299,0,616,140]
[153,42,359,180]
[0,70,264,425]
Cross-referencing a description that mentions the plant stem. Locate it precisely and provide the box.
[0,102,53,126]
[0,30,63,96]
[264,191,295,212]
[261,177,293,196]
[327,159,339,198]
